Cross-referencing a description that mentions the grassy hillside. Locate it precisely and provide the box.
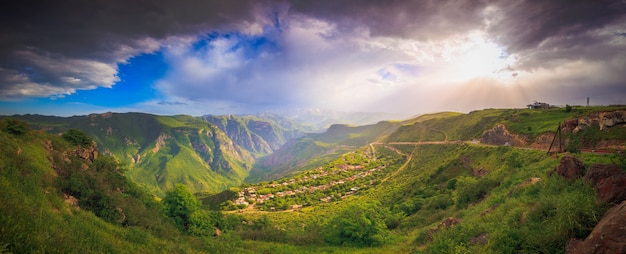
[196,106,626,253]
[7,113,255,197]
[387,109,511,142]
[387,106,626,143]
[3,105,626,253]
[214,143,623,253]
[0,119,202,253]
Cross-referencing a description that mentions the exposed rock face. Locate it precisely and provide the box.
[566,200,626,254]
[73,142,98,162]
[584,164,626,204]
[554,155,586,180]
[530,133,555,150]
[563,118,579,133]
[564,110,626,133]
[152,133,170,153]
[480,124,527,146]
[599,111,626,130]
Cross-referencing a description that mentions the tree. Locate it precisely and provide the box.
[62,129,93,146]
[322,201,391,247]
[162,184,200,230]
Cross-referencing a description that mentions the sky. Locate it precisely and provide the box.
[0,0,625,117]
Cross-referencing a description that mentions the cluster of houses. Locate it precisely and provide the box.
[527,101,550,109]
[232,163,387,210]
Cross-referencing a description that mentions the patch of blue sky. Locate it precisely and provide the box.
[376,68,397,82]
[62,51,167,107]
[392,63,420,74]
[193,31,281,59]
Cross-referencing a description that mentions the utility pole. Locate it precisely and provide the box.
[547,122,562,155]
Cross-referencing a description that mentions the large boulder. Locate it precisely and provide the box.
[584,164,626,204]
[554,155,585,180]
[566,200,626,254]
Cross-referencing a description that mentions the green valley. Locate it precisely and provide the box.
[2,106,626,253]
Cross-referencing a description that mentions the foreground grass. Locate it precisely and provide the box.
[227,143,616,253]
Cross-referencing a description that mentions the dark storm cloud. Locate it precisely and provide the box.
[288,0,491,40]
[0,0,259,99]
[488,0,625,52]
[486,0,626,69]
[1,0,625,113]
[0,0,257,60]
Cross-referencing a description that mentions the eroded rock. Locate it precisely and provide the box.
[480,124,527,146]
[554,155,585,180]
[566,200,626,254]
[584,164,626,204]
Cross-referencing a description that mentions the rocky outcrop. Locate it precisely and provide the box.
[564,110,626,133]
[152,133,170,153]
[73,141,98,162]
[584,164,626,204]
[529,133,555,150]
[554,155,586,180]
[599,111,626,130]
[566,200,626,254]
[480,124,527,146]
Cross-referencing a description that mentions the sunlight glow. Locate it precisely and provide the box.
[446,33,517,82]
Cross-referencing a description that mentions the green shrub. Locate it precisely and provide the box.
[62,129,93,146]
[2,118,29,135]
[322,201,392,247]
[162,184,199,230]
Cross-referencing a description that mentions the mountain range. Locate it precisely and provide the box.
[2,106,626,253]
[5,110,402,196]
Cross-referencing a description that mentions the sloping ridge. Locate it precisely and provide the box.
[9,112,255,197]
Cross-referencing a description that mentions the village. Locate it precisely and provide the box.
[226,149,393,211]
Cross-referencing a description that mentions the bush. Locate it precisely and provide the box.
[62,129,93,146]
[162,184,199,230]
[322,201,392,247]
[2,118,29,135]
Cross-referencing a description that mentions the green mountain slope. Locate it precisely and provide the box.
[387,109,511,142]
[248,121,401,182]
[215,139,624,253]
[8,113,255,197]
[3,106,626,253]
[387,106,626,146]
[0,120,199,252]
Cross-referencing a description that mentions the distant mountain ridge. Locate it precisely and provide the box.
[256,108,409,131]
[201,114,311,157]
